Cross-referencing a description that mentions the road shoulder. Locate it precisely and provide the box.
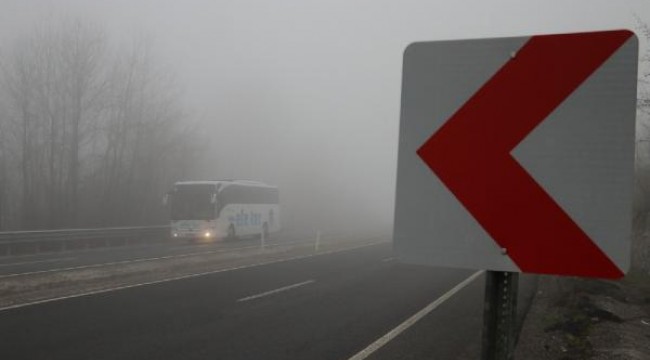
[514,273,650,359]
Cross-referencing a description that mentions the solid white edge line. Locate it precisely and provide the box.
[0,240,385,312]
[0,257,76,267]
[237,280,315,302]
[347,270,485,360]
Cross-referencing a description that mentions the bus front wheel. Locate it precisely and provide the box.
[227,225,236,240]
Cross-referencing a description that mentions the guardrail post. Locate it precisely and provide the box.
[261,228,266,251]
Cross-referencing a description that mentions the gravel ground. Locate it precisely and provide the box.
[514,273,650,359]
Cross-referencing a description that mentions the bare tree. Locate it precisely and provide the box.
[0,91,6,231]
[2,38,41,228]
[91,36,204,226]
[1,20,108,228]
[1,17,203,230]
[57,20,106,226]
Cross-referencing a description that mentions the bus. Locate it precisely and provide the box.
[165,180,280,241]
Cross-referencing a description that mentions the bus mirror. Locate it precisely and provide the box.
[211,193,217,204]
[162,194,169,206]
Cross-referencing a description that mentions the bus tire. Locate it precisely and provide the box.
[227,224,236,240]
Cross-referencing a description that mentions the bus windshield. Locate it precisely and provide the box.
[170,184,215,221]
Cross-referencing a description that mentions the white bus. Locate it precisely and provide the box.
[165,180,280,241]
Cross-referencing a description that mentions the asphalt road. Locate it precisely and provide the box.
[0,242,536,360]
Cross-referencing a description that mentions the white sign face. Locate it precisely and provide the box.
[394,30,638,278]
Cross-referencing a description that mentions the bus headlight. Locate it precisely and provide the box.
[204,231,212,238]
[173,233,178,238]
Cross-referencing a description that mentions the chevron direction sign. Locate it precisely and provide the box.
[394,30,638,278]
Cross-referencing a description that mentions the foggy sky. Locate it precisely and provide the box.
[1,0,648,231]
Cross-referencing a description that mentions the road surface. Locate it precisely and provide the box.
[0,240,536,359]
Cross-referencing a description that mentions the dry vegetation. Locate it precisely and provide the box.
[0,18,204,231]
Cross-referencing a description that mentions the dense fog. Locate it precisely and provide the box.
[0,0,648,235]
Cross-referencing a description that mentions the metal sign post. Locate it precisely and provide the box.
[481,271,519,360]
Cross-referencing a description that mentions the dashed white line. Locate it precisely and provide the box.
[237,280,315,302]
[0,240,384,312]
[381,257,395,262]
[0,257,76,267]
[347,270,485,360]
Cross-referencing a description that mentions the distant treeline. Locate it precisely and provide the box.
[0,18,204,230]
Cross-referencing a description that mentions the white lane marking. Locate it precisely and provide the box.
[347,270,485,360]
[0,241,385,312]
[381,257,394,262]
[0,257,76,268]
[0,239,315,278]
[237,280,315,302]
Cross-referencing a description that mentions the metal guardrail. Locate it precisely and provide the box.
[0,226,170,256]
